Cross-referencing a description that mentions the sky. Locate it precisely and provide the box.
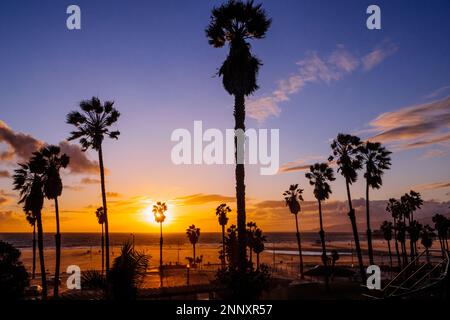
[0,0,450,233]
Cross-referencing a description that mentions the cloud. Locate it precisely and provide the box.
[63,185,85,191]
[247,42,397,122]
[0,120,99,174]
[81,177,100,185]
[414,181,450,191]
[173,193,236,206]
[0,170,10,178]
[424,85,450,100]
[0,211,20,223]
[279,156,324,173]
[367,96,450,150]
[106,192,121,198]
[362,41,398,71]
[421,149,447,159]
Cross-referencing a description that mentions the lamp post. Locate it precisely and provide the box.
[186,263,190,286]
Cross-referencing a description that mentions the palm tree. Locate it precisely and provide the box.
[330,250,340,281]
[216,203,231,268]
[380,221,393,271]
[396,220,408,266]
[407,220,423,259]
[246,221,257,265]
[283,184,305,279]
[305,163,335,291]
[206,0,271,271]
[420,225,436,263]
[329,133,365,281]
[401,190,423,260]
[152,201,167,287]
[432,214,449,253]
[253,228,266,270]
[95,207,106,274]
[13,162,47,298]
[67,96,120,273]
[386,198,403,267]
[32,145,69,297]
[25,213,37,279]
[186,225,201,263]
[359,141,392,265]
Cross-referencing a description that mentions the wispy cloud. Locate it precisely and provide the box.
[0,120,98,174]
[414,181,450,191]
[367,96,450,151]
[279,155,324,173]
[0,170,10,178]
[421,149,447,159]
[81,177,101,185]
[247,41,398,122]
[424,85,450,100]
[173,193,235,206]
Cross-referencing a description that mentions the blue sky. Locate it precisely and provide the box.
[1,0,450,231]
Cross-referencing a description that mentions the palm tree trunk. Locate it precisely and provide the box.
[294,214,304,279]
[35,210,47,299]
[425,247,430,264]
[387,240,393,273]
[54,197,61,297]
[365,179,374,265]
[160,222,163,287]
[318,200,330,292]
[393,219,402,268]
[98,144,110,273]
[221,225,226,269]
[101,224,104,274]
[256,253,260,270]
[193,243,196,262]
[32,223,36,279]
[345,179,366,282]
[234,93,247,272]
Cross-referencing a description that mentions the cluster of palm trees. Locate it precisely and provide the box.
[283,134,392,287]
[13,97,120,299]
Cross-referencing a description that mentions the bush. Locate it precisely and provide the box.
[81,270,106,290]
[0,241,29,300]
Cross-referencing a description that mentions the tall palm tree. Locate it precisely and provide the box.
[152,201,167,287]
[420,224,436,263]
[386,198,403,267]
[206,0,271,271]
[67,96,120,273]
[186,225,201,263]
[216,203,231,268]
[380,221,393,271]
[329,133,366,281]
[283,184,305,279]
[253,228,266,270]
[396,220,408,266]
[26,213,37,279]
[305,163,335,291]
[95,207,106,274]
[401,191,423,260]
[13,162,47,298]
[32,145,69,297]
[359,141,392,265]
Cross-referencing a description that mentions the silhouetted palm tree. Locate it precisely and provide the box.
[186,225,201,263]
[13,162,47,298]
[360,141,392,265]
[67,96,120,273]
[25,213,37,279]
[407,220,422,260]
[329,133,365,281]
[330,250,340,281]
[206,0,271,271]
[32,145,69,297]
[432,214,449,253]
[396,220,408,265]
[380,221,393,271]
[401,190,423,260]
[152,201,167,287]
[420,224,436,263]
[386,198,403,267]
[305,163,335,291]
[246,221,257,265]
[216,203,231,268]
[253,228,266,270]
[283,184,305,279]
[96,207,106,274]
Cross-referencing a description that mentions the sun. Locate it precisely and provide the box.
[143,203,173,225]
